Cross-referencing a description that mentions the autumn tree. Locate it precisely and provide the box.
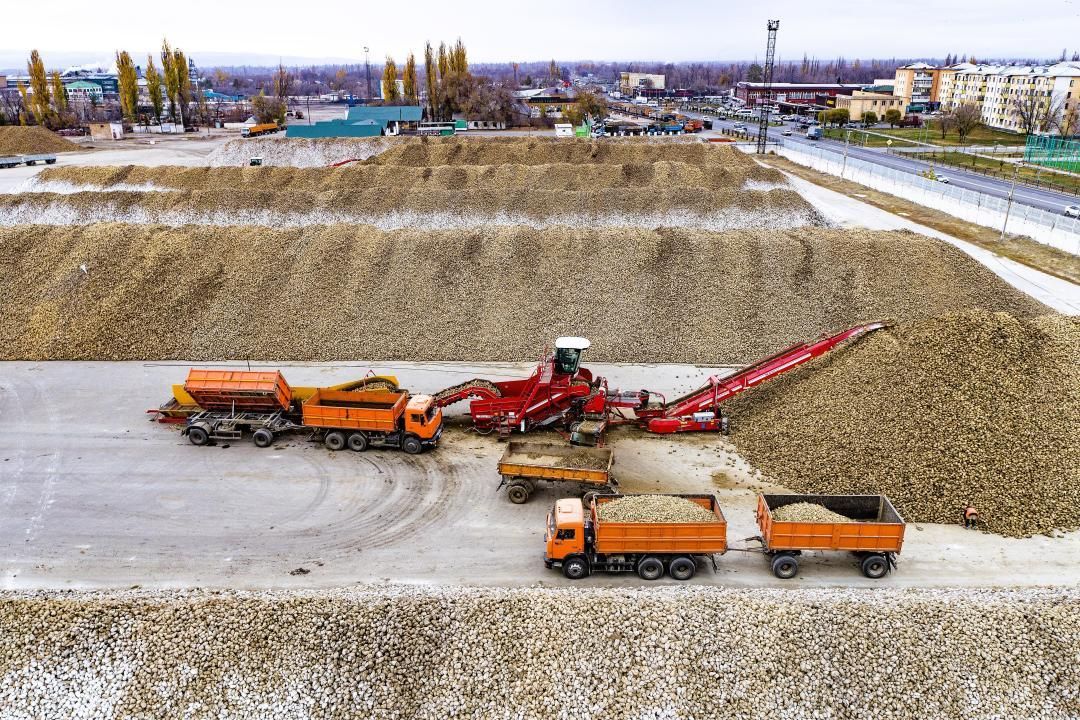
[950,102,982,144]
[437,42,449,78]
[450,38,467,74]
[885,108,902,127]
[146,56,164,122]
[382,57,400,102]
[1010,90,1060,135]
[49,71,67,116]
[564,89,605,125]
[116,50,139,123]
[26,50,52,125]
[175,49,191,112]
[161,39,178,121]
[252,92,286,125]
[401,54,418,105]
[424,42,438,118]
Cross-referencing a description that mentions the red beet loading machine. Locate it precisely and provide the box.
[435,323,888,445]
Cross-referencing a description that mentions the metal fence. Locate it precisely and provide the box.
[1024,135,1080,174]
[779,141,1080,256]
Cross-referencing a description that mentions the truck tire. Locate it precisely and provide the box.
[771,554,799,580]
[347,432,368,452]
[506,483,530,504]
[637,556,664,581]
[187,424,210,446]
[563,556,589,580]
[252,428,274,448]
[324,431,346,451]
[669,556,696,581]
[860,554,890,579]
[401,435,423,455]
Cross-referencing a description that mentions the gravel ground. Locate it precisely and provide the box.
[0,126,78,155]
[0,225,1045,363]
[728,310,1080,538]
[0,586,1076,720]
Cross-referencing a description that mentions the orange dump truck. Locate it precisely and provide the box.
[545,494,727,581]
[497,441,615,504]
[302,389,442,454]
[756,494,906,579]
[241,122,280,137]
[175,369,440,453]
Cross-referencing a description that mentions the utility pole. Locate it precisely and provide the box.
[756,20,779,154]
[999,162,1023,242]
[364,47,372,103]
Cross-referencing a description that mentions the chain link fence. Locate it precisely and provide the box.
[779,141,1080,256]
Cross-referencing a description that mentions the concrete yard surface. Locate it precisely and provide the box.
[2,360,1077,591]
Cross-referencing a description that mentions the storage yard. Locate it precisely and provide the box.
[1,134,1078,718]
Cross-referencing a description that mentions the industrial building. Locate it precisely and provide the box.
[735,82,862,108]
[286,105,423,138]
[619,72,665,96]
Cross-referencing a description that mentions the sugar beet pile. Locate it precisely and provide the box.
[3,140,821,230]
[0,126,78,155]
[728,310,1080,537]
[0,225,1044,363]
[2,586,1077,720]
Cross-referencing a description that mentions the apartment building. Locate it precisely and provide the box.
[618,72,665,96]
[893,62,942,107]
[938,61,1080,133]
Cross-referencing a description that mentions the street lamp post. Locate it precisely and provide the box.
[1000,162,1023,242]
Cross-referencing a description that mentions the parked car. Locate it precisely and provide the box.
[936,176,950,184]
[781,129,793,136]
[1064,205,1080,218]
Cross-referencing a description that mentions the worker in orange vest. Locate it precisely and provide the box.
[963,504,979,530]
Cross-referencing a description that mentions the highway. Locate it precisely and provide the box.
[683,109,1079,215]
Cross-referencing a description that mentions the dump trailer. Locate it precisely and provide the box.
[545,494,727,581]
[497,441,615,504]
[755,494,906,579]
[241,123,280,138]
[302,389,442,454]
[153,371,399,422]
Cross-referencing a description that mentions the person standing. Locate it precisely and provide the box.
[963,505,979,530]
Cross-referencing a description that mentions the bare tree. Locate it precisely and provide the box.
[273,63,293,102]
[950,103,982,144]
[1056,105,1079,137]
[1011,90,1062,135]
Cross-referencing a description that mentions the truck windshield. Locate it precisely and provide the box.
[425,404,437,422]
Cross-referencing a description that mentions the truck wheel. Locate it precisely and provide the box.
[187,425,210,446]
[252,428,274,448]
[860,554,890,579]
[669,556,696,581]
[401,435,423,455]
[637,557,664,581]
[771,554,799,580]
[347,432,368,452]
[324,431,346,451]
[507,483,530,504]
[563,557,589,580]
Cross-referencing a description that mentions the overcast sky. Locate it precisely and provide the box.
[1,0,1078,69]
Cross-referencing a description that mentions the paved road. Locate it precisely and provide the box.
[3,361,1078,591]
[687,110,1079,215]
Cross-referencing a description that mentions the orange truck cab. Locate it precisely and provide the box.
[545,495,727,581]
[303,389,442,454]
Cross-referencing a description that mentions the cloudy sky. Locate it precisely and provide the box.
[1,0,1077,68]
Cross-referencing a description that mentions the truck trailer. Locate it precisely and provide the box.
[755,494,906,579]
[176,369,441,454]
[497,441,615,504]
[545,494,727,580]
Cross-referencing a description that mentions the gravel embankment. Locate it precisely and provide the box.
[729,310,1080,538]
[0,225,1044,362]
[1,586,1076,720]
[207,135,393,167]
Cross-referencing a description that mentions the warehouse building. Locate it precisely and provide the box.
[286,105,423,138]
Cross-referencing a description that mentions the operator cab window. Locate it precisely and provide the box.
[556,528,576,540]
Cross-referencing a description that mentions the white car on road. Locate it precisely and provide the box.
[936,176,950,184]
[1064,204,1080,218]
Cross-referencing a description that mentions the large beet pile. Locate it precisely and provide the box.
[0,225,1045,363]
[728,310,1080,537]
[0,126,77,155]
